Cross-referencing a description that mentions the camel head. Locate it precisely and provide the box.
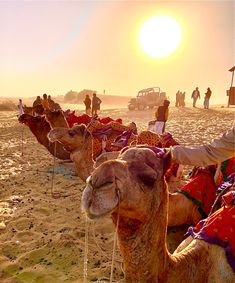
[47,124,90,152]
[44,109,68,128]
[18,114,48,129]
[82,146,171,225]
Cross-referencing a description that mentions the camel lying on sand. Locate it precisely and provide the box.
[48,123,137,181]
[19,114,70,160]
[44,109,69,128]
[82,147,234,282]
[48,123,182,185]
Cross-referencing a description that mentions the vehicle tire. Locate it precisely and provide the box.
[128,104,135,111]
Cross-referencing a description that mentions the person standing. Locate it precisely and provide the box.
[84,94,91,115]
[41,93,49,110]
[153,99,170,134]
[91,93,102,116]
[180,92,186,107]
[33,96,42,107]
[175,91,180,107]
[191,87,200,107]
[18,99,24,116]
[204,87,212,109]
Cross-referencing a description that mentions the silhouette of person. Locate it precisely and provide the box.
[204,87,212,109]
[175,91,180,107]
[84,95,91,115]
[92,93,102,116]
[191,87,200,107]
[41,93,49,110]
[154,99,170,134]
[18,99,24,116]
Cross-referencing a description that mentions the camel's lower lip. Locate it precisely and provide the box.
[48,138,57,143]
[86,211,110,220]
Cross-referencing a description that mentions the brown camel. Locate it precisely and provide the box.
[47,123,136,181]
[18,114,70,160]
[44,109,69,128]
[82,147,234,282]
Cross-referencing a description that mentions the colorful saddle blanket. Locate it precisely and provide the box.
[86,119,137,160]
[178,169,216,218]
[179,157,235,218]
[187,193,235,272]
[65,113,123,128]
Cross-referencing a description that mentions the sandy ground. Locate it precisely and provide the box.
[0,106,234,283]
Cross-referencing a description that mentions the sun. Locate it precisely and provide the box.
[139,15,182,58]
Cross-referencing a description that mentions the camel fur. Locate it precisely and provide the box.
[44,109,69,128]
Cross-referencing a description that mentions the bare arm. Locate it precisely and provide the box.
[171,126,235,166]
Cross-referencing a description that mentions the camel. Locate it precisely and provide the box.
[18,114,70,160]
[47,123,136,182]
[47,121,181,181]
[82,147,234,282]
[44,109,69,128]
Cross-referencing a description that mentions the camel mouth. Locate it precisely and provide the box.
[82,177,120,220]
[47,132,58,143]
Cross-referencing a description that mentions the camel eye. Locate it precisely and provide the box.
[93,180,114,189]
[68,131,75,137]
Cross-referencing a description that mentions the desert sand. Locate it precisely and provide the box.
[0,105,234,283]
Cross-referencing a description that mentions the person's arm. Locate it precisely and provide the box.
[155,109,159,119]
[165,108,169,121]
[171,126,235,166]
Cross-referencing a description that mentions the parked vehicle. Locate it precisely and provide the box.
[128,87,167,110]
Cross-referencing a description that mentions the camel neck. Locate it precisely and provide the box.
[116,181,171,283]
[28,122,50,146]
[71,135,93,181]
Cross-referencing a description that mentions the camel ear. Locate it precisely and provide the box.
[129,161,158,187]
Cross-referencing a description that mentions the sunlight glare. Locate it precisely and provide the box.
[139,15,182,58]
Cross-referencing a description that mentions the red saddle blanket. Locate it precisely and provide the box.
[65,113,122,128]
[178,157,235,218]
[187,199,235,271]
[178,169,216,217]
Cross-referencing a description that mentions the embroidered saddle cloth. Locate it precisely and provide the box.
[187,195,235,272]
[178,158,235,218]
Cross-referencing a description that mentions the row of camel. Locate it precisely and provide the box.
[18,110,235,281]
[18,110,205,227]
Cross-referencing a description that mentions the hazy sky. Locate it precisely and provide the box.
[0,0,234,104]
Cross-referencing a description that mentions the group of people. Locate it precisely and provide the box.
[191,87,212,109]
[175,91,186,107]
[17,94,60,116]
[175,87,212,109]
[83,93,102,116]
[33,93,59,111]
[149,86,212,136]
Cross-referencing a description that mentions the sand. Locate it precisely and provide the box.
[0,106,234,283]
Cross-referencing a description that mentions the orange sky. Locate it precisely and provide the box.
[0,0,234,104]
